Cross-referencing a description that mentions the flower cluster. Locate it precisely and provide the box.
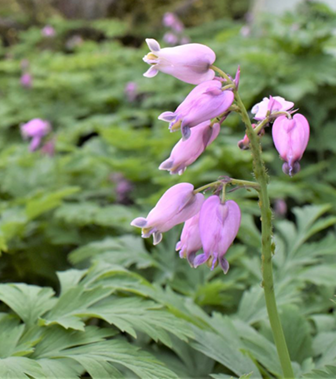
[131,184,240,273]
[134,39,310,273]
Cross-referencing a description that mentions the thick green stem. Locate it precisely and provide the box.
[234,91,294,379]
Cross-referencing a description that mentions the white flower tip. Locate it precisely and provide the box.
[158,111,175,122]
[143,66,158,78]
[153,231,162,245]
[159,159,174,170]
[145,38,160,52]
[130,217,147,228]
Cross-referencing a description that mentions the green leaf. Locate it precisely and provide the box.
[25,187,80,220]
[0,284,55,326]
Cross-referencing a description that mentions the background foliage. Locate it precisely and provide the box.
[0,1,335,378]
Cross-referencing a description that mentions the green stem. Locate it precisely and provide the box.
[194,181,222,194]
[234,90,294,378]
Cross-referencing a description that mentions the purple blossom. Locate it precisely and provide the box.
[143,39,216,85]
[272,114,310,176]
[176,213,202,266]
[131,183,204,245]
[20,73,32,88]
[193,196,241,273]
[251,96,294,121]
[21,119,51,152]
[42,25,56,37]
[159,121,220,174]
[158,80,233,139]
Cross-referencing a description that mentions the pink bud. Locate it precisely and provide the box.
[131,183,204,245]
[194,196,241,273]
[159,121,220,175]
[143,39,216,85]
[251,96,294,121]
[21,119,51,151]
[20,73,32,88]
[158,80,233,139]
[272,114,310,176]
[176,213,202,266]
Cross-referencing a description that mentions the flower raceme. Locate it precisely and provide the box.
[159,80,234,139]
[131,183,204,245]
[272,114,310,176]
[21,118,51,151]
[143,39,216,85]
[159,121,220,175]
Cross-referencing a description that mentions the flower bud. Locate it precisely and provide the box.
[193,196,241,273]
[176,213,202,266]
[272,114,310,176]
[159,121,220,175]
[131,183,204,245]
[143,39,216,85]
[21,119,51,152]
[158,80,233,139]
[251,96,294,121]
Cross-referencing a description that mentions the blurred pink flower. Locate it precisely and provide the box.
[21,119,51,152]
[42,25,56,37]
[20,73,32,88]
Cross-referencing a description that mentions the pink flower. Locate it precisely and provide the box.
[131,183,204,245]
[143,39,216,85]
[272,114,310,176]
[21,119,51,152]
[41,139,55,157]
[20,73,32,88]
[158,80,234,139]
[194,196,241,273]
[42,25,55,37]
[159,121,220,174]
[176,213,202,266]
[251,96,294,121]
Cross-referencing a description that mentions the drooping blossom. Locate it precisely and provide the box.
[143,39,216,85]
[193,196,241,273]
[159,121,220,174]
[124,82,138,102]
[272,114,310,176]
[159,80,234,139]
[20,73,32,88]
[21,119,51,152]
[131,183,204,245]
[176,213,202,266]
[41,25,56,37]
[251,96,294,121]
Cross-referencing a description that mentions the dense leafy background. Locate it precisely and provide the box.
[0,1,335,378]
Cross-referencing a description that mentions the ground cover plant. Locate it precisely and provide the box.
[0,1,336,378]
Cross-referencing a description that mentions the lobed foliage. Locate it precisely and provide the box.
[0,2,335,378]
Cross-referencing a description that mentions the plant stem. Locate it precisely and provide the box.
[234,90,294,378]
